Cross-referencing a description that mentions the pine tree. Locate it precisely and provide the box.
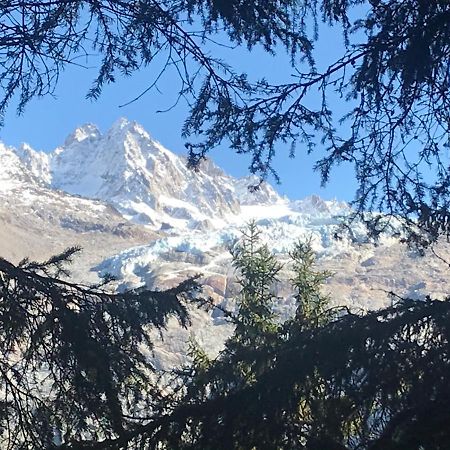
[151,224,335,450]
[230,220,282,346]
[138,228,450,450]
[4,229,450,449]
[289,238,332,330]
[0,248,200,449]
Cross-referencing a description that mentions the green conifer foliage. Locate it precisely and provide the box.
[230,220,282,344]
[153,224,334,450]
[137,227,450,450]
[289,238,332,329]
[0,248,200,449]
[3,228,450,449]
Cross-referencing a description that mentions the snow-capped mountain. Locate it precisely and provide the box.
[2,118,450,368]
[0,138,156,274]
[15,118,285,231]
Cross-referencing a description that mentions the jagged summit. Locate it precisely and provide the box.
[0,143,37,192]
[62,123,101,147]
[49,118,246,228]
[4,119,449,369]
[108,117,149,136]
[5,119,309,231]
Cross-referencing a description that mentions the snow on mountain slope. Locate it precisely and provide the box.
[0,139,156,272]
[13,143,51,184]
[5,118,450,369]
[97,194,391,298]
[0,143,39,192]
[98,200,366,284]
[14,118,286,231]
[96,197,450,368]
[0,140,117,227]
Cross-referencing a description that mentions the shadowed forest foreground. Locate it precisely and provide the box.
[1,226,449,449]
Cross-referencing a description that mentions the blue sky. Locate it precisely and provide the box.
[0,23,357,202]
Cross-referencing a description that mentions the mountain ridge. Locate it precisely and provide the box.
[2,118,450,367]
[8,118,296,231]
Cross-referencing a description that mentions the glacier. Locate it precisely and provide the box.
[1,118,449,367]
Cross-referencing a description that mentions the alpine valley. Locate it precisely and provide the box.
[2,118,449,367]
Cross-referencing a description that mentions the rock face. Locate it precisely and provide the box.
[17,118,272,230]
[0,140,156,280]
[2,118,450,368]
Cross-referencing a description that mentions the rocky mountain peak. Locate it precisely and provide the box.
[108,117,149,137]
[2,121,450,374]
[0,143,27,188]
[4,120,349,235]
[13,143,51,185]
[233,175,283,205]
[3,121,245,230]
[62,123,101,147]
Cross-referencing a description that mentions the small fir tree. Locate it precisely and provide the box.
[230,220,282,345]
[289,238,332,329]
